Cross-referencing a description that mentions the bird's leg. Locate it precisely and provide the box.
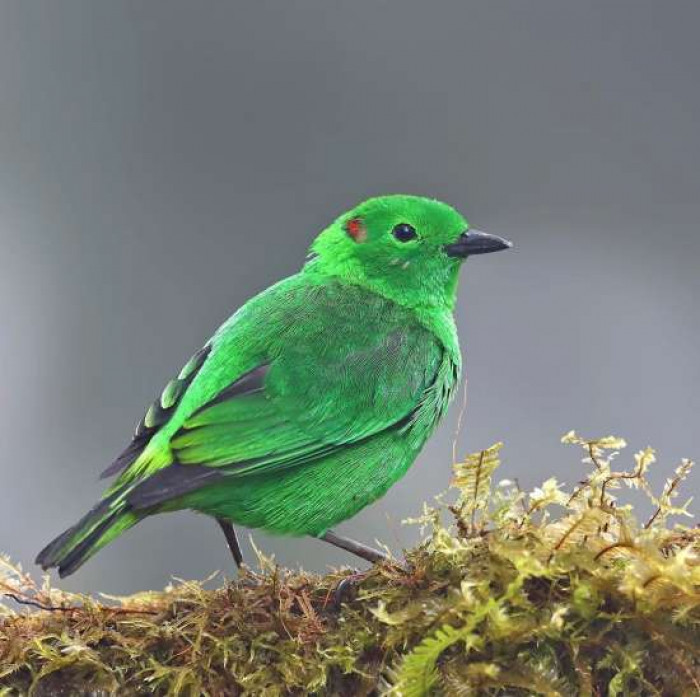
[319,530,400,609]
[319,529,390,564]
[216,518,243,568]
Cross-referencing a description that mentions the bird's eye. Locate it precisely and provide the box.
[392,223,417,242]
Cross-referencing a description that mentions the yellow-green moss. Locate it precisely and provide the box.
[1,433,699,696]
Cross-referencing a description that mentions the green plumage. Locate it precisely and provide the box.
[37,195,511,577]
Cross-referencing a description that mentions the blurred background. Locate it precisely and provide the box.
[1,1,698,594]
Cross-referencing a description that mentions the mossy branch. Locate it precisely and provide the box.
[1,433,699,696]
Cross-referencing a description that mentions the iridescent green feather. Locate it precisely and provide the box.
[36,195,500,576]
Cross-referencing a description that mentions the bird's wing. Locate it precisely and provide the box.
[100,344,212,479]
[120,279,445,509]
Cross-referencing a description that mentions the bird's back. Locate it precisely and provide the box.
[150,273,463,533]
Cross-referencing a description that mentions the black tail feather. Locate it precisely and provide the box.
[35,492,124,576]
[55,508,123,577]
[35,524,80,569]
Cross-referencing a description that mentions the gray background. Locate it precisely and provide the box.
[1,1,698,595]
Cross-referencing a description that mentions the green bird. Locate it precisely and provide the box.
[37,195,511,577]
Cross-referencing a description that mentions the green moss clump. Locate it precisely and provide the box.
[1,433,699,696]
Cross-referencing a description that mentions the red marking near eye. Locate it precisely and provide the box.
[345,217,367,242]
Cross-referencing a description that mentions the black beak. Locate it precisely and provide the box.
[443,229,512,258]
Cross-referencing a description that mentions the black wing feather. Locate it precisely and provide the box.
[126,364,270,508]
[100,345,211,479]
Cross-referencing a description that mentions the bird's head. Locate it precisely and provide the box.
[308,195,511,309]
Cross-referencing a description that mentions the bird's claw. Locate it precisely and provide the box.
[327,557,412,610]
[329,570,366,609]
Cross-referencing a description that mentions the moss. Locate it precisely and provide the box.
[1,433,699,696]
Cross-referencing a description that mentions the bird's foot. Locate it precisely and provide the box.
[315,529,410,608]
[326,569,367,610]
[325,558,411,610]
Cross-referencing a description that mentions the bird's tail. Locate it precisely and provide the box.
[36,488,141,578]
